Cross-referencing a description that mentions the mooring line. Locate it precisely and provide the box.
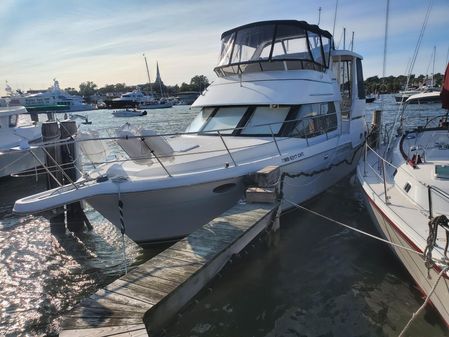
[283,198,424,257]
[398,266,448,337]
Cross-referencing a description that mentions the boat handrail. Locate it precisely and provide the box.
[364,142,449,218]
[7,114,340,180]
[18,113,338,148]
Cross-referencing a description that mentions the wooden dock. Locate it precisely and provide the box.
[59,201,279,336]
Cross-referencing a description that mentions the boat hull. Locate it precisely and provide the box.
[361,190,449,327]
[87,142,361,244]
[87,177,246,244]
[0,149,45,178]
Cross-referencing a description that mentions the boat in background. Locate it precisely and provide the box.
[14,20,366,244]
[365,95,376,103]
[406,90,441,104]
[0,105,44,178]
[138,98,173,109]
[175,91,200,105]
[105,88,155,109]
[112,108,147,117]
[394,88,423,103]
[6,79,95,113]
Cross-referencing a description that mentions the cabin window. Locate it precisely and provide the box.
[231,24,276,64]
[321,37,332,67]
[9,114,18,127]
[271,24,312,62]
[241,106,290,135]
[307,32,324,64]
[288,102,337,138]
[218,33,236,66]
[185,107,215,133]
[333,59,353,118]
[202,107,247,134]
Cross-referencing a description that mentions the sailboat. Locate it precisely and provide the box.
[357,0,449,324]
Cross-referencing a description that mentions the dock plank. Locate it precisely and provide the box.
[60,324,147,337]
[60,201,278,336]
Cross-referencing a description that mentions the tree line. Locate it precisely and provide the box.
[68,72,444,100]
[365,73,444,94]
[68,75,210,101]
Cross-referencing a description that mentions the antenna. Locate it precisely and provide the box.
[143,53,153,96]
[332,0,339,37]
[350,31,354,51]
[343,27,346,49]
[317,7,322,25]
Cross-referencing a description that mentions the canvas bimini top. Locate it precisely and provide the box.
[214,20,334,77]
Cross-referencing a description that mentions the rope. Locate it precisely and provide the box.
[278,139,365,200]
[398,266,449,337]
[283,199,423,257]
[113,177,128,274]
[424,215,449,276]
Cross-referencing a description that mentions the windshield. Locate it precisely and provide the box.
[216,22,331,70]
[186,103,339,139]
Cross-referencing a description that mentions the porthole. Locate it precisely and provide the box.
[404,182,411,193]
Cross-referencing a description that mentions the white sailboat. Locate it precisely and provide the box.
[14,20,367,244]
[357,60,449,326]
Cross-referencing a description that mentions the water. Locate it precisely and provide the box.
[0,99,448,336]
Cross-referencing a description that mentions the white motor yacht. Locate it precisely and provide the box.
[357,65,449,325]
[14,20,367,244]
[105,88,155,109]
[0,105,44,178]
[7,79,95,113]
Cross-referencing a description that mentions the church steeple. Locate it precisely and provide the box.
[155,62,162,84]
[155,61,164,97]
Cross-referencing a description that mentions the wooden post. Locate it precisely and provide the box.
[245,165,281,247]
[245,165,280,204]
[41,121,62,189]
[60,120,91,232]
[368,110,382,149]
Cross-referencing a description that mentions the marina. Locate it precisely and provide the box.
[1,1,449,336]
[1,99,449,336]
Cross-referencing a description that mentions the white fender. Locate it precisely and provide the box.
[115,124,152,165]
[77,130,107,164]
[141,129,175,161]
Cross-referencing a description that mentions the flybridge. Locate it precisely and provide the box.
[214,20,333,77]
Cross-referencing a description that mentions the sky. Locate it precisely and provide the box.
[0,0,448,94]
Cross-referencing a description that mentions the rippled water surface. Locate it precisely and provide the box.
[0,100,448,336]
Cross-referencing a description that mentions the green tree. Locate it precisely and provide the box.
[64,87,79,95]
[179,82,191,92]
[189,75,209,92]
[79,81,97,99]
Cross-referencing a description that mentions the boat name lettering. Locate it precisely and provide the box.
[282,152,304,163]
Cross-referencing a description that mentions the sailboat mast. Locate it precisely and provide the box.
[432,45,436,87]
[143,54,153,97]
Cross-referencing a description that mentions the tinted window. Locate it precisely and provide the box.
[241,106,290,135]
[202,107,247,134]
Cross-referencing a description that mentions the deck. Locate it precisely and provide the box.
[59,201,279,336]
